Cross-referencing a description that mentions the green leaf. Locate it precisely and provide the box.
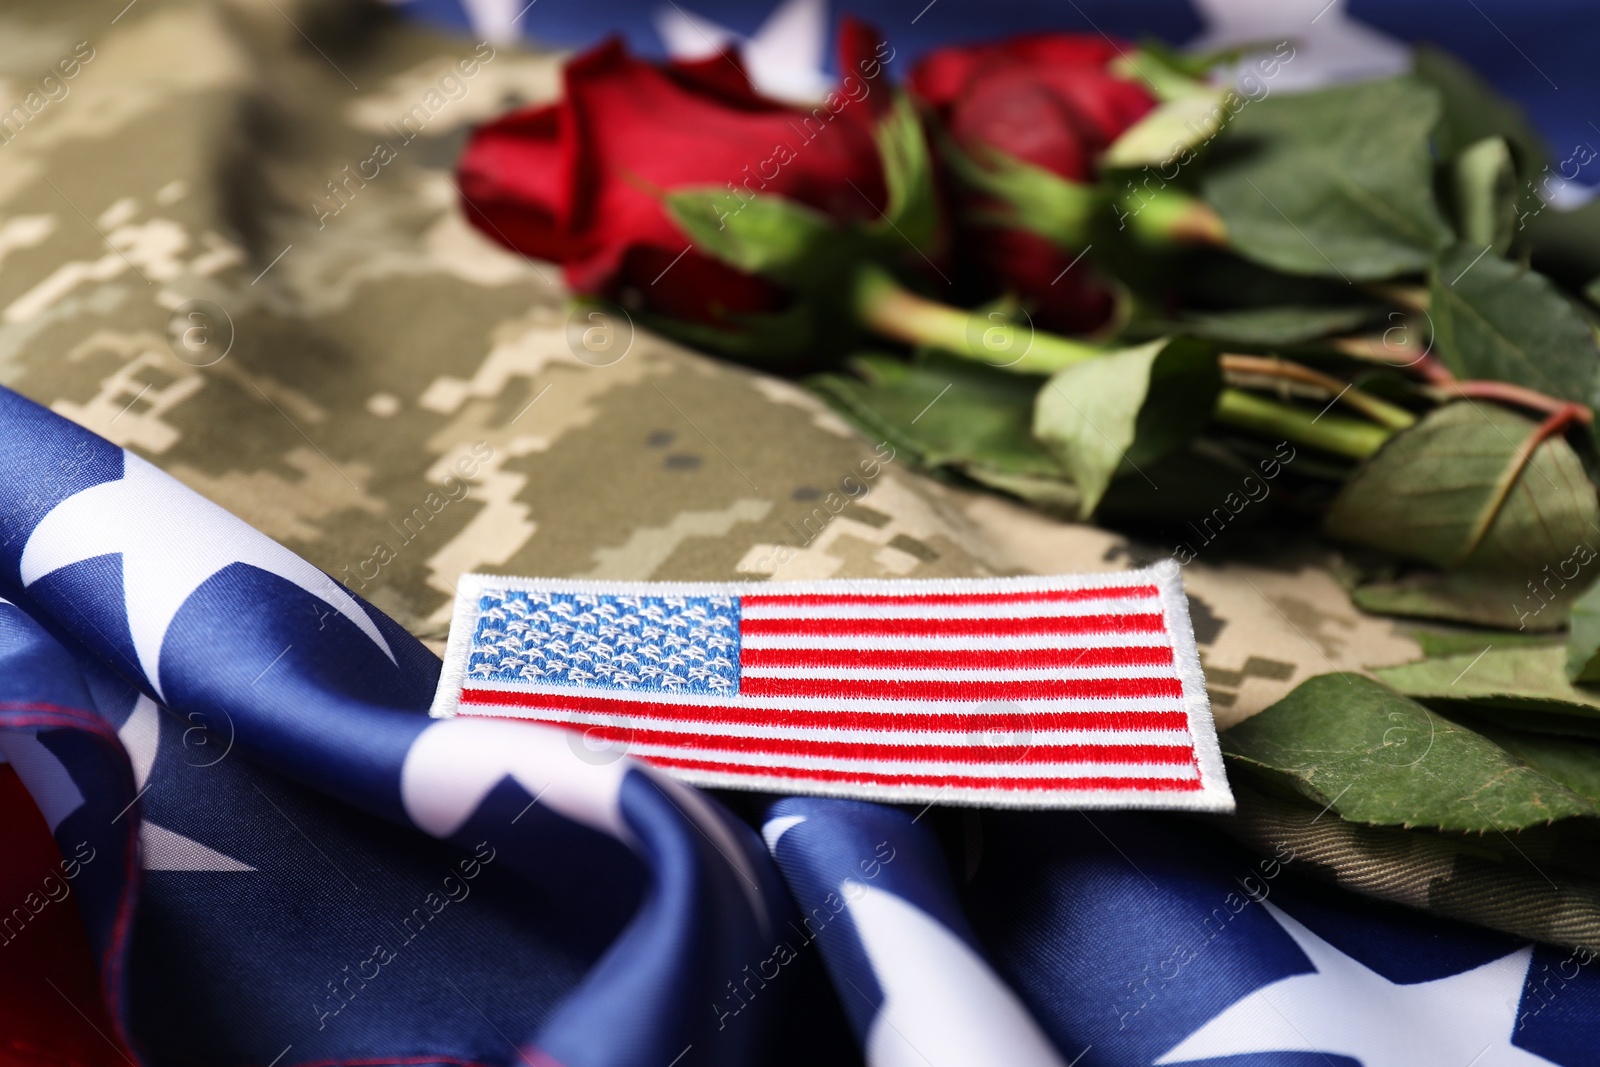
[1408,627,1562,658]
[1429,244,1600,411]
[1222,674,1600,831]
[1033,338,1220,518]
[1110,40,1250,99]
[1324,401,1600,572]
[663,188,841,286]
[1526,198,1600,290]
[1376,645,1600,737]
[1413,44,1549,179]
[1103,92,1227,169]
[1201,76,1454,279]
[1484,726,1600,804]
[943,140,1103,249]
[1567,574,1600,682]
[1352,570,1580,632]
[1166,304,1376,346]
[808,352,1073,508]
[872,93,941,251]
[1449,137,1517,255]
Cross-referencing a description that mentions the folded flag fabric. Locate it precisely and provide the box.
[771,801,1600,1067]
[3,376,1598,1067]
[963,810,1600,1067]
[0,385,791,1067]
[762,797,1069,1065]
[433,571,1230,809]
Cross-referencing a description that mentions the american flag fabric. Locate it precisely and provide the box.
[0,386,788,1067]
[3,380,1595,1067]
[763,797,1600,1067]
[433,571,1232,810]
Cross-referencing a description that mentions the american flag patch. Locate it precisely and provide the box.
[431,565,1232,810]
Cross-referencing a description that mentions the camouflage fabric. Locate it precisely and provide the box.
[1214,785,1600,959]
[9,0,1575,948]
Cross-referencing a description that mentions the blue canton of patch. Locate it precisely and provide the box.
[465,590,741,694]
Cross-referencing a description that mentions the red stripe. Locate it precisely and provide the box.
[741,645,1174,670]
[520,720,1198,765]
[738,677,1182,700]
[640,755,1204,792]
[459,691,1189,733]
[742,584,1161,609]
[740,613,1166,637]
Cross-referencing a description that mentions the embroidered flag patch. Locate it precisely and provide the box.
[431,564,1232,810]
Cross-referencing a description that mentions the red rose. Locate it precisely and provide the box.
[457,23,891,327]
[910,35,1154,333]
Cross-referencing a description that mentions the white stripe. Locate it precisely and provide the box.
[459,688,1189,715]
[741,598,1161,621]
[662,769,1221,810]
[496,710,1194,747]
[739,633,1172,651]
[631,747,1201,778]
[738,665,1182,682]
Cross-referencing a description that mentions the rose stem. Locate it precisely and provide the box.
[854,264,1397,459]
[1212,389,1392,459]
[1219,353,1417,430]
[853,263,1105,373]
[1116,186,1228,247]
[1437,380,1596,423]
[1335,340,1594,424]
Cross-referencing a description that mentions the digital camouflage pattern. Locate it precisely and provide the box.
[6,0,1591,955]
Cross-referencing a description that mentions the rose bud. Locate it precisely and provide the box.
[910,35,1156,334]
[456,23,892,342]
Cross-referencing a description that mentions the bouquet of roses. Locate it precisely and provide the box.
[456,19,1600,914]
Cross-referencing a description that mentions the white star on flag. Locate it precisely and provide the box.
[1187,0,1408,92]
[655,0,832,103]
[20,453,393,699]
[1158,900,1555,1066]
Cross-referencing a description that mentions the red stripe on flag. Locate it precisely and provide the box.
[738,676,1183,701]
[740,645,1174,670]
[740,613,1166,637]
[459,691,1189,733]
[742,584,1161,609]
[521,720,1199,765]
[639,755,1205,792]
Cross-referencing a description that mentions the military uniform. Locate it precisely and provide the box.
[7,0,1587,954]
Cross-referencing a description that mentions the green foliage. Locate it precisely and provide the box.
[1429,243,1600,413]
[872,93,943,252]
[1164,305,1376,346]
[1223,674,1600,831]
[1449,138,1517,255]
[1102,92,1227,169]
[1566,577,1600,683]
[1201,77,1454,279]
[1032,338,1219,517]
[942,140,1103,249]
[1325,401,1599,572]
[664,188,842,287]
[1378,644,1600,726]
[1350,570,1579,632]
[1413,44,1549,180]
[808,352,1078,512]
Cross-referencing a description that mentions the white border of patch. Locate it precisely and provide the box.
[431,564,1233,812]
